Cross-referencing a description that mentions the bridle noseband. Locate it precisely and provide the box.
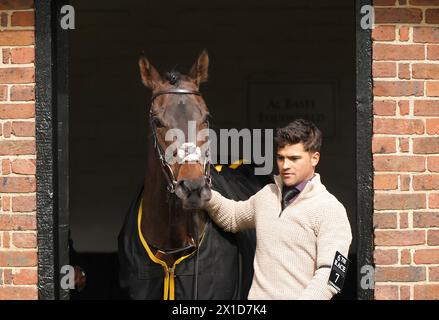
[149,88,212,195]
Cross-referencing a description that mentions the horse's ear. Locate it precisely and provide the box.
[189,50,209,86]
[138,54,161,89]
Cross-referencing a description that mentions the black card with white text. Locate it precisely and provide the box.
[328,251,349,293]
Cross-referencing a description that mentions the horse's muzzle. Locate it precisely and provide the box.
[175,177,212,209]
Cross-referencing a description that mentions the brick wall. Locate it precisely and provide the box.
[0,0,37,300]
[373,0,439,300]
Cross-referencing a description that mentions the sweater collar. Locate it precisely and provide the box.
[273,173,324,200]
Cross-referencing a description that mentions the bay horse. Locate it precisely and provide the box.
[118,51,269,300]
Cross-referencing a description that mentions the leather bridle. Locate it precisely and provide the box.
[149,88,212,195]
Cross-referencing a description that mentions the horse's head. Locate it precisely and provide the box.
[139,50,212,210]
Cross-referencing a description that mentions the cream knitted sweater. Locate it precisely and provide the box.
[205,173,352,300]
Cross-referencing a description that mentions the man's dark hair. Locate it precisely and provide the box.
[274,118,322,152]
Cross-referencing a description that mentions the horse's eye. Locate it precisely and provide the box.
[153,117,165,128]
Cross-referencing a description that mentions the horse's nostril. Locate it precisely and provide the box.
[200,185,212,201]
[175,180,191,199]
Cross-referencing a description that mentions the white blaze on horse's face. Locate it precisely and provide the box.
[177,143,202,164]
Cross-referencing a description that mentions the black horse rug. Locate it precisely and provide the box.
[118,163,272,300]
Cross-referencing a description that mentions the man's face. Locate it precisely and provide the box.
[276,143,320,187]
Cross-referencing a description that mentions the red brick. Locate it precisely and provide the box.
[414,212,439,227]
[428,230,439,246]
[0,177,35,192]
[0,104,35,119]
[12,269,37,285]
[373,44,424,60]
[414,284,439,300]
[373,119,424,134]
[426,9,439,24]
[11,11,34,27]
[399,26,410,42]
[373,100,396,116]
[12,232,36,248]
[3,269,12,284]
[0,251,36,267]
[414,100,439,116]
[400,286,410,300]
[374,249,398,265]
[0,85,7,100]
[430,193,439,208]
[401,249,411,264]
[413,137,439,154]
[12,195,36,212]
[374,212,398,229]
[427,82,439,96]
[372,25,396,41]
[374,81,423,97]
[398,64,411,80]
[2,232,10,248]
[11,159,35,175]
[10,85,34,101]
[2,196,10,212]
[0,31,34,46]
[0,215,36,231]
[2,48,10,64]
[374,174,398,190]
[375,230,425,246]
[427,119,439,134]
[0,286,37,300]
[372,137,396,154]
[375,192,426,210]
[414,27,439,44]
[373,62,396,78]
[410,0,439,4]
[413,64,439,79]
[430,267,439,281]
[375,285,398,300]
[11,215,35,230]
[373,155,425,172]
[3,121,11,138]
[414,249,439,264]
[11,121,34,137]
[0,12,8,27]
[2,159,11,175]
[375,266,426,282]
[400,212,409,228]
[428,45,439,60]
[413,175,439,190]
[0,141,35,155]
[0,1,34,10]
[400,174,411,191]
[0,68,34,84]
[428,156,439,172]
[375,8,423,24]
[399,138,410,153]
[10,48,34,64]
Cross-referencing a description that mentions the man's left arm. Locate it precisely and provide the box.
[298,202,352,300]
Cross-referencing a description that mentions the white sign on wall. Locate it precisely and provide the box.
[247,82,336,137]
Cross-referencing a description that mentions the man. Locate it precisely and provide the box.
[203,118,352,300]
